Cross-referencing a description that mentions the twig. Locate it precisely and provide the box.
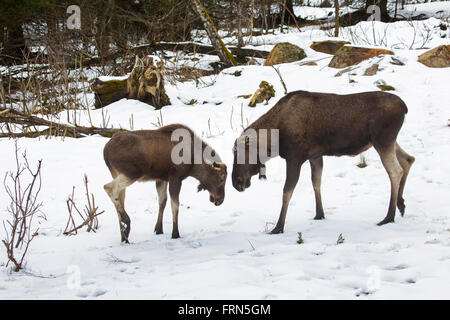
[271,66,287,95]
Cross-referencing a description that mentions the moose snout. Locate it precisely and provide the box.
[210,194,224,206]
[233,177,250,192]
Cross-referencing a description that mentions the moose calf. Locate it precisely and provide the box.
[104,124,227,243]
[232,90,415,233]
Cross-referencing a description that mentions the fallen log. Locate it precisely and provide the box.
[0,108,125,139]
[134,41,270,60]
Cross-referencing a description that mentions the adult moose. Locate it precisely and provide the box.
[232,90,414,234]
[104,124,227,243]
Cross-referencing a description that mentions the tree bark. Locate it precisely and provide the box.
[237,1,244,47]
[334,0,339,37]
[188,0,237,66]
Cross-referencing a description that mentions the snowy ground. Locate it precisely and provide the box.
[1,13,449,299]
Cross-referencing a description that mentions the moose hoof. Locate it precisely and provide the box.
[121,238,130,244]
[397,199,406,217]
[172,232,180,239]
[314,215,325,220]
[377,218,394,226]
[154,227,163,235]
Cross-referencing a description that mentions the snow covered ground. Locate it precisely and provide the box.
[1,15,449,299]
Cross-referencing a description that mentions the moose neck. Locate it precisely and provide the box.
[247,110,279,132]
[246,114,280,164]
[190,163,209,183]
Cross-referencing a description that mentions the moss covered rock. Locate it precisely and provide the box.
[249,81,275,107]
[310,40,350,55]
[329,46,394,69]
[418,45,450,68]
[264,42,306,66]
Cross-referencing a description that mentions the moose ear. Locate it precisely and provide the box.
[197,183,205,192]
[210,162,221,171]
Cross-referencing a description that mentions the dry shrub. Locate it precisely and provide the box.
[64,175,104,235]
[2,141,45,272]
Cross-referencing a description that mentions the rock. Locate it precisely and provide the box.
[364,64,379,76]
[310,40,350,55]
[390,57,405,66]
[329,46,394,69]
[249,81,275,107]
[300,61,318,66]
[377,84,395,91]
[374,79,395,91]
[264,42,306,66]
[418,45,450,68]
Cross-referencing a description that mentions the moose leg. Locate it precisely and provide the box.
[104,174,134,243]
[154,180,168,234]
[271,160,302,234]
[310,157,325,220]
[395,143,415,216]
[169,179,182,239]
[375,145,404,225]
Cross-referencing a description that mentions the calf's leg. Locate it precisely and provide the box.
[104,174,134,243]
[271,159,303,234]
[310,157,325,220]
[375,144,404,225]
[154,180,168,234]
[395,143,415,216]
[169,179,182,239]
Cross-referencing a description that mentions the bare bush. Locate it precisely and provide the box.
[64,175,104,235]
[2,141,45,272]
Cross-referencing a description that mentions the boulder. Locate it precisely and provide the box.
[329,46,394,69]
[264,42,306,66]
[418,45,450,68]
[310,40,350,55]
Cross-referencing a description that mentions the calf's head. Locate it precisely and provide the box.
[197,161,227,206]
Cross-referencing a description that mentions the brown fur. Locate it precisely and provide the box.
[104,124,227,242]
[232,90,415,233]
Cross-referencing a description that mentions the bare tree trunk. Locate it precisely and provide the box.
[237,1,244,47]
[334,0,339,37]
[285,0,294,25]
[394,0,399,19]
[246,0,255,45]
[280,1,286,33]
[188,0,237,66]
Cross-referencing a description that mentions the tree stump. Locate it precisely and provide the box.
[92,56,170,109]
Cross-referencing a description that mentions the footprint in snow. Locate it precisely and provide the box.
[220,220,236,226]
[75,286,107,298]
[91,288,107,297]
[385,264,409,271]
[403,278,416,284]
